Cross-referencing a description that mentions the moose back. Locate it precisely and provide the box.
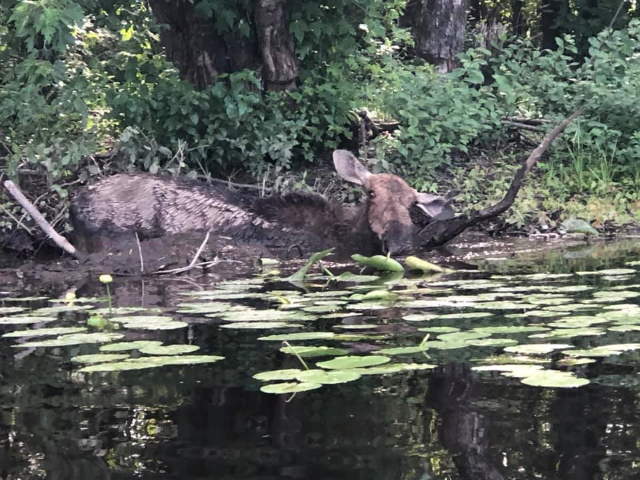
[70,150,453,256]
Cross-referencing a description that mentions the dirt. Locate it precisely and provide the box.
[4,227,636,297]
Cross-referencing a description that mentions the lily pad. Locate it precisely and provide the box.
[220,322,302,329]
[3,326,87,338]
[14,332,125,348]
[253,369,304,381]
[258,332,336,342]
[295,369,362,384]
[350,363,436,375]
[466,338,518,347]
[521,370,590,388]
[529,327,605,339]
[279,345,349,358]
[377,345,429,356]
[317,355,391,370]
[70,353,130,364]
[504,343,573,355]
[100,340,164,352]
[78,354,224,372]
[260,382,322,394]
[139,344,200,355]
[0,307,26,314]
[0,316,58,325]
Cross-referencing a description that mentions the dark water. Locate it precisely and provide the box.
[2,240,640,479]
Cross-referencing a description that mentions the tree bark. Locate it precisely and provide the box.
[148,0,260,89]
[255,0,298,91]
[414,0,467,73]
[540,0,566,50]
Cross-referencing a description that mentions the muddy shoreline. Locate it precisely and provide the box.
[3,229,639,296]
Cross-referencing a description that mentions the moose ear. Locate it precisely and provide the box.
[415,192,455,220]
[333,150,372,186]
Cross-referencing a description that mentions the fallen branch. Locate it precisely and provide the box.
[419,108,583,247]
[154,229,214,275]
[2,179,78,257]
[502,120,544,132]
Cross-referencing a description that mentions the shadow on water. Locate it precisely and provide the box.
[2,238,640,479]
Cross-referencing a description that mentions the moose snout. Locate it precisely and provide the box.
[380,220,414,255]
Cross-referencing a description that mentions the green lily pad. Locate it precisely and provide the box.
[220,322,302,329]
[472,326,549,334]
[220,309,316,322]
[562,343,640,357]
[556,357,597,366]
[504,343,573,355]
[253,369,304,381]
[14,332,125,348]
[258,332,337,342]
[529,327,605,339]
[377,345,429,356]
[472,364,545,377]
[0,316,58,325]
[317,355,391,370]
[100,340,164,352]
[0,307,26,314]
[438,331,491,342]
[260,382,322,394]
[521,370,590,388]
[333,272,381,283]
[417,326,460,334]
[295,369,361,384]
[110,316,188,330]
[139,344,200,355]
[402,313,437,322]
[279,345,349,358]
[29,305,94,315]
[350,363,436,375]
[78,354,224,372]
[466,338,518,347]
[70,353,130,364]
[175,302,234,314]
[3,326,87,338]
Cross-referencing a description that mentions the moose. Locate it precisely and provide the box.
[69,150,454,256]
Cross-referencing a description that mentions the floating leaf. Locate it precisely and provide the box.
[253,369,304,381]
[260,382,322,394]
[348,289,398,302]
[417,326,460,333]
[472,364,545,377]
[350,363,436,375]
[504,343,573,355]
[100,340,164,352]
[556,357,596,366]
[220,309,315,322]
[0,316,58,325]
[562,344,640,357]
[78,355,224,372]
[110,315,188,330]
[258,332,336,342]
[285,248,334,283]
[317,355,391,370]
[404,256,451,273]
[14,332,125,348]
[466,338,518,347]
[279,345,348,358]
[377,345,429,356]
[295,369,361,384]
[139,344,200,355]
[71,354,130,364]
[472,326,549,334]
[3,326,87,338]
[352,254,404,272]
[521,370,590,388]
[332,272,381,283]
[529,327,605,339]
[220,322,302,329]
[0,307,26,314]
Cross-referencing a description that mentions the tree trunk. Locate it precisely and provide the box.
[148,0,298,91]
[539,0,566,50]
[511,0,526,36]
[414,0,467,73]
[255,0,298,91]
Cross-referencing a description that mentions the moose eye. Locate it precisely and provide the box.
[368,190,376,198]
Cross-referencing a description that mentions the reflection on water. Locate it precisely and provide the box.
[2,239,640,479]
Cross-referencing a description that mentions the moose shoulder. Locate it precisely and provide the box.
[70,150,453,256]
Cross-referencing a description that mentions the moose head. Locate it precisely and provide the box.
[333,150,454,255]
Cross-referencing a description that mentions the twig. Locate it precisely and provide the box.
[502,120,544,132]
[418,108,583,247]
[2,179,78,257]
[135,232,145,274]
[502,116,551,124]
[154,230,213,275]
[0,203,33,234]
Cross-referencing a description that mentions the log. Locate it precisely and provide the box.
[2,179,78,257]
